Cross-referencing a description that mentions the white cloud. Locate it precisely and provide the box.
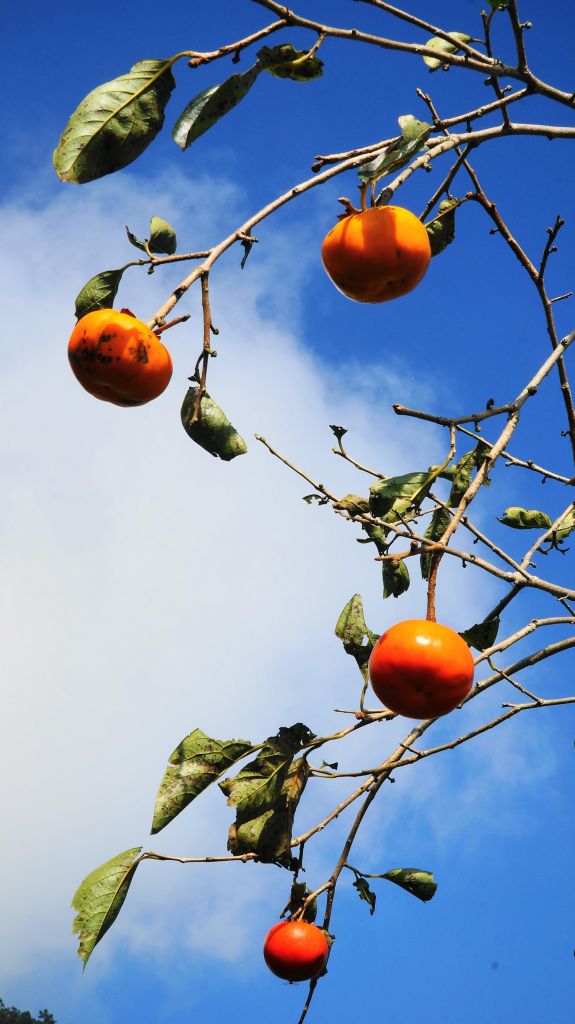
[0,169,506,982]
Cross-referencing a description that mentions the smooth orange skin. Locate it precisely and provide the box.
[263,921,330,982]
[321,205,431,303]
[68,309,173,407]
[368,619,474,720]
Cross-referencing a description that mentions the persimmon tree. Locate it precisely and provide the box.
[55,2,575,1020]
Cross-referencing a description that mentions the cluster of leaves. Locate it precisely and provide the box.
[71,604,441,968]
[53,43,323,186]
[333,437,492,603]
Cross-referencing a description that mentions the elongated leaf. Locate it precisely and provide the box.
[460,618,500,652]
[335,594,379,680]
[359,115,431,185]
[227,757,310,864]
[382,558,410,599]
[423,32,472,71]
[353,875,376,915]
[382,868,437,902]
[420,507,451,581]
[173,65,260,150]
[427,198,459,257]
[74,269,124,319]
[181,388,247,460]
[448,443,490,506]
[72,847,142,966]
[360,521,389,553]
[335,594,371,648]
[125,225,148,252]
[257,43,324,82]
[498,507,553,530]
[54,60,176,183]
[149,216,177,255]
[369,472,430,517]
[220,724,314,864]
[151,729,253,834]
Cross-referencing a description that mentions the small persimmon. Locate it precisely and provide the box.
[68,308,173,407]
[321,205,431,303]
[368,619,474,719]
[263,920,330,982]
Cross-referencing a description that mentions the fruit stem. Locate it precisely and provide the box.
[153,314,191,336]
[359,181,368,211]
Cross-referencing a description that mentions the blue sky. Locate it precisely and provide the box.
[1,2,574,1022]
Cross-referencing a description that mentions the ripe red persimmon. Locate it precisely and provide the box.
[321,205,431,303]
[368,619,475,719]
[263,920,330,982]
[68,308,173,407]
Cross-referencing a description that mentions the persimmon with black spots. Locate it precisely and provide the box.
[68,308,172,407]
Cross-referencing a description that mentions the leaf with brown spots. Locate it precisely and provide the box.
[173,65,260,150]
[151,729,254,834]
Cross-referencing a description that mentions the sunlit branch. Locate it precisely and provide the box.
[395,695,575,768]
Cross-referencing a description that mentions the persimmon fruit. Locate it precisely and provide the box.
[368,619,474,719]
[263,920,330,982]
[321,205,431,303]
[68,308,173,407]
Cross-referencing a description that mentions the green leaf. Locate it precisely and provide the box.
[71,847,142,966]
[423,32,472,71]
[498,507,553,530]
[397,114,430,144]
[151,729,253,834]
[220,724,315,865]
[369,472,430,517]
[149,216,177,255]
[302,493,329,505]
[382,868,437,902]
[427,198,459,257]
[257,43,324,82]
[125,225,148,252]
[460,618,500,652]
[382,558,410,599]
[333,494,370,515]
[420,507,451,581]
[335,594,379,680]
[360,521,389,553]
[359,115,431,185]
[448,443,490,506]
[228,757,310,864]
[181,388,248,461]
[555,508,575,541]
[74,269,124,319]
[54,59,176,183]
[173,65,260,150]
[335,594,371,648]
[352,875,377,915]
